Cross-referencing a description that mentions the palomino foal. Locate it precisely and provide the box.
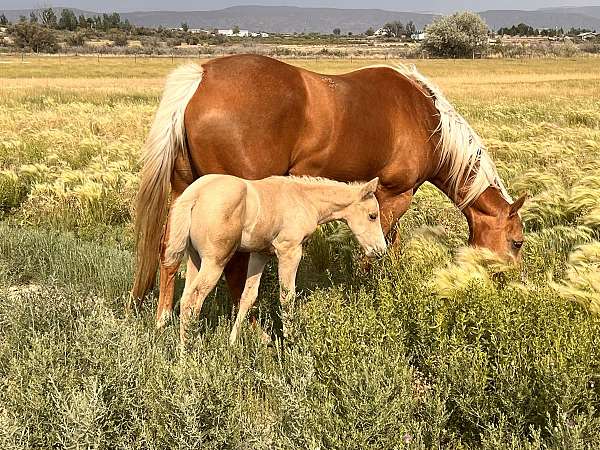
[165,175,386,345]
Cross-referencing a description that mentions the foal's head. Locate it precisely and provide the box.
[342,178,387,258]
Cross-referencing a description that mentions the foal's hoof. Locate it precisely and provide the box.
[260,331,273,346]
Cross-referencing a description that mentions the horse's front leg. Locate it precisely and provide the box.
[276,245,303,341]
[377,189,414,245]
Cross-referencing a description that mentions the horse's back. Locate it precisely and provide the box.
[183,54,438,191]
[184,55,308,179]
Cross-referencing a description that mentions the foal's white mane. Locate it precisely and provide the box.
[273,175,365,187]
[360,63,512,209]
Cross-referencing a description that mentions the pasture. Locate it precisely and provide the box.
[1,55,600,448]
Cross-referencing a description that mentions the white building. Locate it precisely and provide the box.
[578,32,599,40]
[374,27,389,37]
[218,29,249,37]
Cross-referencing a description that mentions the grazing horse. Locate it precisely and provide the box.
[164,174,386,345]
[130,54,525,327]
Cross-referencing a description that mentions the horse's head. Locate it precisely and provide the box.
[465,190,527,263]
[342,177,387,258]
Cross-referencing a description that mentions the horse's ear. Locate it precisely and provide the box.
[360,177,379,199]
[509,194,527,217]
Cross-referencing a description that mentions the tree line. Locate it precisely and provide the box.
[1,9,597,58]
[1,8,132,32]
[497,23,595,37]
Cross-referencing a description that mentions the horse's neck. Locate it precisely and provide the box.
[431,163,508,229]
[295,183,356,224]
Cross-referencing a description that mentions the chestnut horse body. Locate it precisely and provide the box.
[131,54,525,325]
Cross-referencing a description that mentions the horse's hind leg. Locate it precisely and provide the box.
[224,252,250,314]
[179,257,225,346]
[229,253,269,345]
[156,191,184,329]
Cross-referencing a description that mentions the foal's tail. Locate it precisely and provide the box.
[131,63,203,303]
[164,190,198,268]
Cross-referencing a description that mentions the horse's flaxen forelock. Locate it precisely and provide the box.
[360,63,512,209]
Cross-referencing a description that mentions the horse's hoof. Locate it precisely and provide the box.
[156,311,173,330]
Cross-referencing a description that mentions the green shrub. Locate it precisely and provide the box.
[1,225,599,448]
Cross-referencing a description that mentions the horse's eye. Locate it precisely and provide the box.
[369,212,378,221]
[512,240,523,250]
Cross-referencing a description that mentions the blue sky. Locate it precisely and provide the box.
[1,0,598,13]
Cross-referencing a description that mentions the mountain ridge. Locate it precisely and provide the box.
[2,5,599,33]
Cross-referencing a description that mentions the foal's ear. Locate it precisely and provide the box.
[509,194,527,217]
[360,177,379,199]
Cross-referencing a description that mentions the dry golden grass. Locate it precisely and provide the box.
[1,55,600,302]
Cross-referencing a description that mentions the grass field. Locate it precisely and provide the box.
[1,55,600,448]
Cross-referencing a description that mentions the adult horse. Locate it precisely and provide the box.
[131,54,525,327]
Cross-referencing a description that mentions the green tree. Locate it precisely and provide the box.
[405,21,417,36]
[186,34,200,45]
[423,11,489,58]
[58,9,78,31]
[111,31,128,47]
[498,23,538,36]
[181,22,189,32]
[0,14,8,25]
[365,27,374,36]
[39,8,57,28]
[78,14,87,29]
[66,32,85,46]
[232,25,240,35]
[383,21,405,38]
[29,12,38,23]
[333,27,341,35]
[9,21,58,53]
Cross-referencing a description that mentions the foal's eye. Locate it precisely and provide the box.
[512,240,524,250]
[368,212,378,221]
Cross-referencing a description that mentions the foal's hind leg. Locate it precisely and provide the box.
[229,253,269,345]
[179,257,225,346]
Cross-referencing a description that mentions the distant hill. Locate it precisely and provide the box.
[116,6,438,33]
[540,6,600,20]
[480,9,600,30]
[2,5,599,33]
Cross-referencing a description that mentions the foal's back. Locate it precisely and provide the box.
[180,175,317,258]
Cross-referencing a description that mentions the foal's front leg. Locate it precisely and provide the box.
[276,245,303,340]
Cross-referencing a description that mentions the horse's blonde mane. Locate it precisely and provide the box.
[358,63,512,208]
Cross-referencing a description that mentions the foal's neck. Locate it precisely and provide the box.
[294,181,357,224]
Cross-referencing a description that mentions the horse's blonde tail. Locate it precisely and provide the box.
[164,192,198,268]
[131,63,203,304]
